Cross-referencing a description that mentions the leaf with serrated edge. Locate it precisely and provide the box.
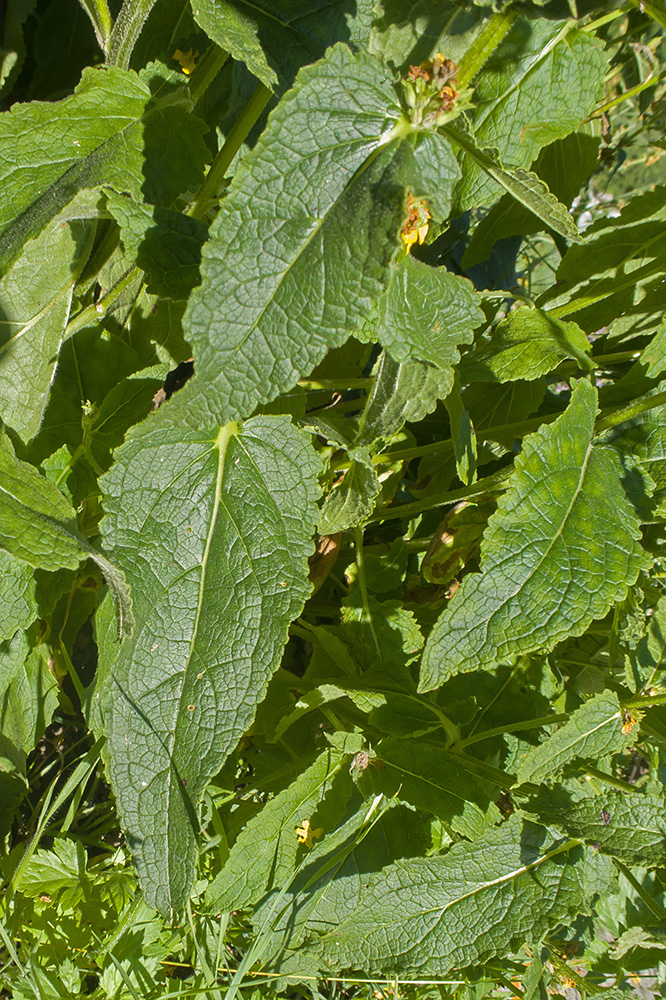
[375,256,484,371]
[516,692,635,785]
[420,381,649,690]
[314,816,613,975]
[98,415,321,915]
[524,788,666,866]
[0,551,37,643]
[319,457,381,535]
[0,431,132,639]
[175,44,460,429]
[356,351,452,448]
[0,64,208,272]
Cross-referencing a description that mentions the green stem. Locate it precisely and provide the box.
[107,0,158,69]
[595,388,666,432]
[373,413,558,466]
[592,349,642,365]
[77,0,113,51]
[368,467,513,523]
[64,265,143,341]
[454,714,569,751]
[624,691,666,708]
[581,764,637,793]
[355,526,380,654]
[613,859,666,920]
[188,44,230,106]
[582,2,632,32]
[299,378,374,392]
[189,83,272,220]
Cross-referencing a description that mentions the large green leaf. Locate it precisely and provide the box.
[516,691,635,785]
[375,255,484,370]
[313,816,613,975]
[177,44,461,429]
[0,64,209,272]
[455,19,606,209]
[98,415,321,915]
[0,431,132,638]
[420,380,649,690]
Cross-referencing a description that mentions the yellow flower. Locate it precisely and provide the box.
[173,48,199,75]
[400,192,431,253]
[295,818,323,849]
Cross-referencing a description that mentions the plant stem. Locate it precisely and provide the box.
[355,526,380,653]
[368,467,513,523]
[64,265,143,340]
[581,764,637,792]
[454,714,569,751]
[624,691,666,708]
[107,0,158,69]
[613,859,666,920]
[299,378,374,392]
[188,44,230,106]
[189,82,272,220]
[595,388,666,432]
[77,0,113,52]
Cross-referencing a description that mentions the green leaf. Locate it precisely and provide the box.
[0,430,133,639]
[0,64,209,272]
[537,186,666,330]
[420,381,649,690]
[369,737,500,839]
[454,20,606,210]
[445,374,477,486]
[445,123,583,243]
[375,255,484,370]
[0,214,95,441]
[0,551,37,642]
[459,309,593,383]
[318,454,381,534]
[106,190,207,299]
[0,631,59,770]
[516,691,635,785]
[192,0,374,92]
[524,787,666,866]
[356,351,452,448]
[98,415,321,915]
[463,128,600,268]
[206,748,352,911]
[178,44,461,429]
[315,816,614,975]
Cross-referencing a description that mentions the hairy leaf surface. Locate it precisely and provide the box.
[99,415,321,914]
[420,381,648,690]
